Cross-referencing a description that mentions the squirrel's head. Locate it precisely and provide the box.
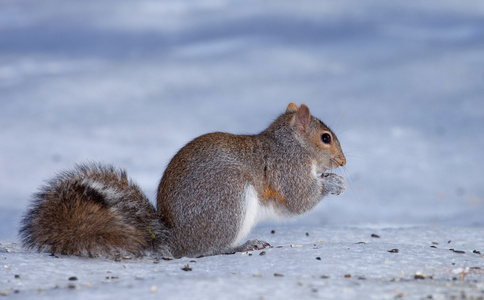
[286,103,346,174]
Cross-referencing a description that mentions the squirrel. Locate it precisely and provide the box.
[19,103,347,259]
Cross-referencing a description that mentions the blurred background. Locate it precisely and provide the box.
[1,0,483,240]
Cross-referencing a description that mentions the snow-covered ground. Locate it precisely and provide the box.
[1,0,483,298]
[2,226,484,299]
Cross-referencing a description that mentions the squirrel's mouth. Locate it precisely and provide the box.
[317,156,345,176]
[316,165,329,177]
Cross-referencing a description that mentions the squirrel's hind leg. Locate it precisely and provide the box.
[229,239,271,253]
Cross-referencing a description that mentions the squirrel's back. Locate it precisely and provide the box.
[19,163,172,258]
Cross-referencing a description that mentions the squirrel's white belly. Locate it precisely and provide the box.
[231,185,284,247]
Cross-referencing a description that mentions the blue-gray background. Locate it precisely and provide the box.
[1,0,483,240]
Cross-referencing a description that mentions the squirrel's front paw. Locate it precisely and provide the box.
[321,173,347,195]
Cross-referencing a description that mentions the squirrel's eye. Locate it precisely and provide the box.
[321,133,332,144]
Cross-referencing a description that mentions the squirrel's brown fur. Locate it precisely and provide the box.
[20,164,171,257]
[19,103,346,258]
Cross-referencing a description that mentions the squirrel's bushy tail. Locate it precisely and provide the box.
[19,163,172,258]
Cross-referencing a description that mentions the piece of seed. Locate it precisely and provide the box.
[371,234,380,238]
[259,251,266,256]
[306,232,310,237]
[414,272,433,280]
[68,277,78,281]
[388,249,399,253]
[316,257,321,261]
[344,274,351,278]
[450,249,466,254]
[181,264,192,272]
[271,230,276,234]
[161,257,174,261]
[14,275,20,279]
[473,250,481,254]
[274,273,284,277]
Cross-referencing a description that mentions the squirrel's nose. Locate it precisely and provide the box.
[339,155,346,167]
[333,155,346,167]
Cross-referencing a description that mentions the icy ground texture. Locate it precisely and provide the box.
[1,226,484,299]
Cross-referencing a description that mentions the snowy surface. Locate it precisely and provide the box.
[1,0,484,299]
[2,226,484,299]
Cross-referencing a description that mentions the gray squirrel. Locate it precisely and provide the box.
[19,103,347,258]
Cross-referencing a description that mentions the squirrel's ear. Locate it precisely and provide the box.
[295,104,311,132]
[286,103,298,113]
